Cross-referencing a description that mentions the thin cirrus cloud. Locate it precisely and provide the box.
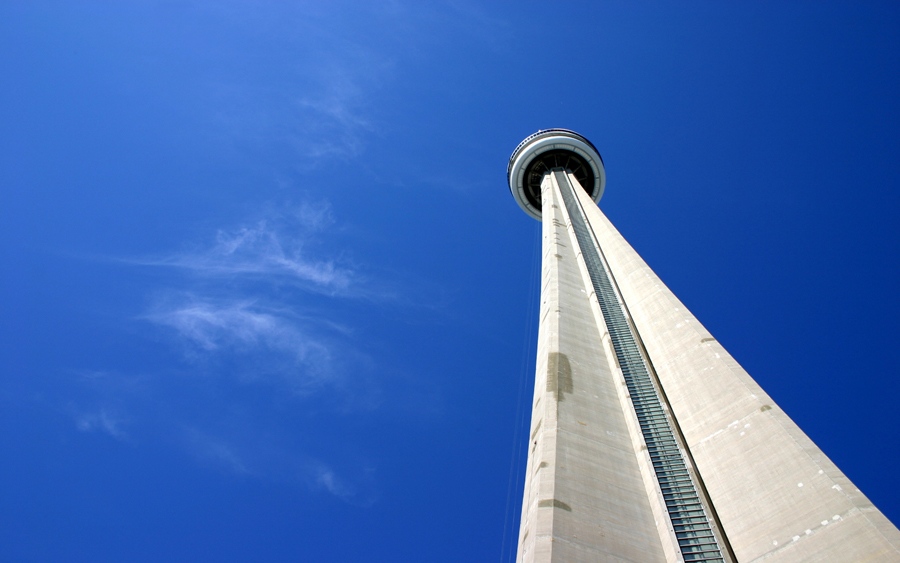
[294,64,380,159]
[136,205,353,293]
[112,203,382,501]
[182,427,376,504]
[145,298,324,355]
[306,457,378,507]
[202,6,392,162]
[183,427,252,476]
[144,296,337,391]
[75,409,129,441]
[314,465,352,499]
[135,202,364,394]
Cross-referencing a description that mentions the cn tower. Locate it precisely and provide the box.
[507,130,900,563]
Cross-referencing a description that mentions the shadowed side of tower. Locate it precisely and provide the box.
[507,130,900,563]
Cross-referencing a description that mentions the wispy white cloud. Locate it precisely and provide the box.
[311,462,357,503]
[305,459,377,506]
[76,409,128,441]
[160,297,316,349]
[133,202,359,393]
[126,198,407,405]
[193,2,513,164]
[184,428,251,475]
[293,62,382,159]
[143,295,346,397]
[98,195,441,504]
[182,427,376,505]
[134,203,352,293]
[197,4,396,162]
[147,298,317,354]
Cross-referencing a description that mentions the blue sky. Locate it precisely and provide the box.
[1,2,898,561]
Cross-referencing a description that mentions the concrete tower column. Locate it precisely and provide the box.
[515,166,669,563]
[507,130,900,563]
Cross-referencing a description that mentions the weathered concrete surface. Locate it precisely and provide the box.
[516,175,667,563]
[571,182,900,563]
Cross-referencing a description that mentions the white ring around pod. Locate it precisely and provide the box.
[508,134,606,220]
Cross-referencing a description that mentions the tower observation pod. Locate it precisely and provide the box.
[506,130,900,563]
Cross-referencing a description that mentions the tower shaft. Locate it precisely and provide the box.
[516,168,900,563]
[517,170,669,562]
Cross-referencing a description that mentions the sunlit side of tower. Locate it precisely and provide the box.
[507,130,900,563]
